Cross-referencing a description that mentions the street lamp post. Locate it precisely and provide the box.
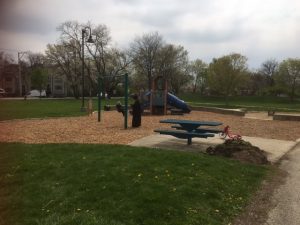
[81,27,94,112]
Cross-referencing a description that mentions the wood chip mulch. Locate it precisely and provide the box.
[0,111,299,144]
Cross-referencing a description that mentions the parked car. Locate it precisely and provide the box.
[0,88,7,97]
[27,90,46,97]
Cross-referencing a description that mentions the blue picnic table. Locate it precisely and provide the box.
[159,119,222,132]
[154,119,223,145]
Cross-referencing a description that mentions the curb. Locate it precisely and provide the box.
[191,106,245,116]
[273,113,300,121]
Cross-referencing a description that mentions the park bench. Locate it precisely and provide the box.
[171,125,222,134]
[154,129,214,145]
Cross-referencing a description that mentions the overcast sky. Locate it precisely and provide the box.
[0,0,299,69]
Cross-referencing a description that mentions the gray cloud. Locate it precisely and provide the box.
[0,0,56,35]
[166,28,243,44]
[1,13,56,35]
[128,9,183,28]
[0,0,299,68]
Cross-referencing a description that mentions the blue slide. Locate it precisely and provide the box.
[167,93,191,113]
[144,92,191,113]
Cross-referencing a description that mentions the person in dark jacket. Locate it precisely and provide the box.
[131,94,142,127]
[116,101,125,116]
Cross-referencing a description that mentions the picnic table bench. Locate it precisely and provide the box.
[171,125,222,134]
[154,119,223,145]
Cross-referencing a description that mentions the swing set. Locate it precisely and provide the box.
[97,73,129,129]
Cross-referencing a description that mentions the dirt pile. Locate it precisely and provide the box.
[206,139,269,165]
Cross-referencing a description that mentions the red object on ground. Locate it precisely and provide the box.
[220,125,242,140]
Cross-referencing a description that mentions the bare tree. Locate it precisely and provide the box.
[46,43,81,98]
[156,44,191,94]
[130,32,164,90]
[259,59,279,86]
[85,25,130,94]
[0,52,14,66]
[53,21,130,96]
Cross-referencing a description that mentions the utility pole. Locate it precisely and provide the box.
[18,51,27,96]
[81,27,94,111]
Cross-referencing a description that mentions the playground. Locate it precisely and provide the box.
[1,73,300,224]
[0,110,299,144]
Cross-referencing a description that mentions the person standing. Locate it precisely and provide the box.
[131,94,142,127]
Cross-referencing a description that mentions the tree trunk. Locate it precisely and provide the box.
[71,85,80,99]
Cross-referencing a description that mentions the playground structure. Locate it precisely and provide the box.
[150,76,168,115]
[97,74,191,128]
[143,76,191,115]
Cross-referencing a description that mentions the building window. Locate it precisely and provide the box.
[54,78,63,83]
[55,85,62,90]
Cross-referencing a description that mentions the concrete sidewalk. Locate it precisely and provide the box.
[264,141,300,225]
[129,134,298,163]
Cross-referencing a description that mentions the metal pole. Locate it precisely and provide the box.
[98,76,101,122]
[124,73,128,129]
[81,29,86,112]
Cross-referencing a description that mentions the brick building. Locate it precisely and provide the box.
[0,64,21,96]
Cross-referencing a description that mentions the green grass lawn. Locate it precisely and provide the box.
[0,98,124,121]
[0,143,269,225]
[179,94,300,112]
[1,94,299,121]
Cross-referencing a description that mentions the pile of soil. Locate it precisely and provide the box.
[206,139,269,165]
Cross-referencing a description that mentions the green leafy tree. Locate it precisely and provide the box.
[31,68,48,96]
[275,58,300,102]
[189,59,208,94]
[208,53,248,105]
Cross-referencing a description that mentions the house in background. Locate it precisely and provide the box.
[0,64,21,96]
[0,63,68,97]
[48,74,67,97]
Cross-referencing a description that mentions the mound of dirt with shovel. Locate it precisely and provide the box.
[206,139,269,165]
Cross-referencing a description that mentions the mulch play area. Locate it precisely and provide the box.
[0,111,299,144]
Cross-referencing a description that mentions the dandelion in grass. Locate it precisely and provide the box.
[138,173,142,177]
